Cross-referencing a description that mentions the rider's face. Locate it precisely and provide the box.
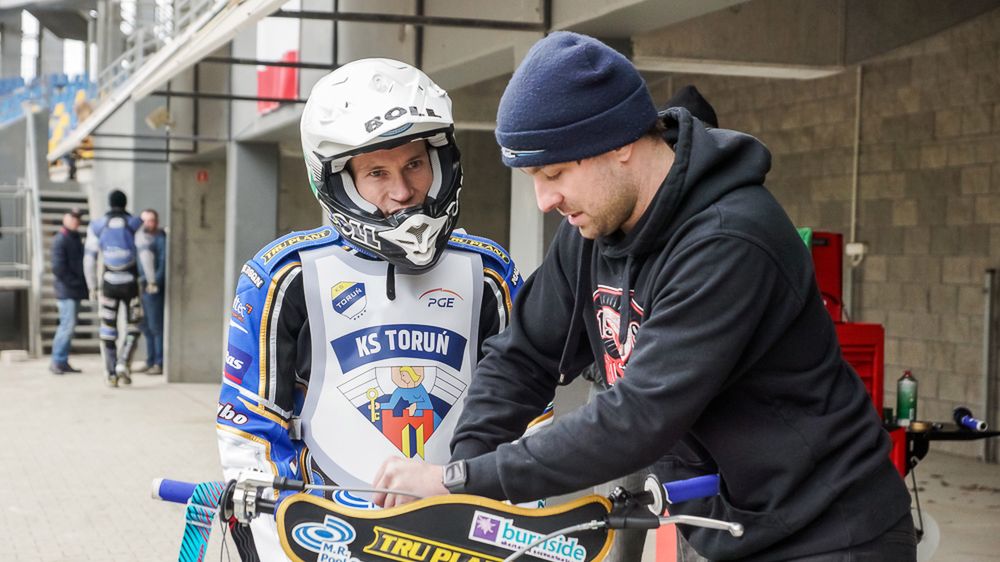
[349,141,433,216]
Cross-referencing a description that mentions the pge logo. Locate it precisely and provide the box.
[418,288,463,309]
[292,515,360,560]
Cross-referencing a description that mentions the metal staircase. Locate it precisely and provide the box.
[39,189,100,354]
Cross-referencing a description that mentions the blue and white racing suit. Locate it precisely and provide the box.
[216,226,539,561]
[83,210,157,376]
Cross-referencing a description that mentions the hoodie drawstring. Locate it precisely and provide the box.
[386,263,396,301]
[618,255,637,354]
[558,239,594,381]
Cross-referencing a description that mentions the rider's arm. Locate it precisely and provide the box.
[217,259,309,486]
[155,233,167,286]
[82,219,100,292]
[460,235,788,503]
[473,238,522,362]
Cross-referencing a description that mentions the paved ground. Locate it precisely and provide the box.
[0,354,232,561]
[2,354,999,561]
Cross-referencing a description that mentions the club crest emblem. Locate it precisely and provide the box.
[338,365,466,459]
[331,282,367,320]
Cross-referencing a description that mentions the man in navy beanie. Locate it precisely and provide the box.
[374,32,915,562]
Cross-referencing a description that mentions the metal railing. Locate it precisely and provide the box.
[0,183,31,287]
[95,0,220,101]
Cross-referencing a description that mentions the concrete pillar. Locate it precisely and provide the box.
[0,16,22,77]
[39,27,64,76]
[223,142,279,310]
[167,161,228,383]
[508,171,545,273]
[505,35,547,274]
[96,0,124,72]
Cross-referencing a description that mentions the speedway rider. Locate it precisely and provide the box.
[216,59,535,561]
[84,189,157,387]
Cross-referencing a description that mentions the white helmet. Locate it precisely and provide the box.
[301,58,462,272]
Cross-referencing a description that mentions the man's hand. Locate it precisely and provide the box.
[89,289,98,301]
[372,457,446,509]
[146,282,159,295]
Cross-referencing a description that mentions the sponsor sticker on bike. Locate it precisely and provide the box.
[468,511,587,562]
[292,515,361,561]
[364,526,500,562]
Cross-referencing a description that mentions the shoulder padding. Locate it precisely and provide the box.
[447,232,517,279]
[252,226,341,275]
[89,216,108,237]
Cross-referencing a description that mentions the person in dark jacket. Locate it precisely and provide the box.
[50,209,87,374]
[373,32,915,561]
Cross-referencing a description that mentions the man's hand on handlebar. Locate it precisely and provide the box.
[372,457,446,508]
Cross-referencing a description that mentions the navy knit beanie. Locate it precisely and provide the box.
[495,31,658,168]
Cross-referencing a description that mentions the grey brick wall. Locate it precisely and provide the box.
[648,7,1000,457]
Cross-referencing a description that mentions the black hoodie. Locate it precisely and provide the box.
[450,108,911,560]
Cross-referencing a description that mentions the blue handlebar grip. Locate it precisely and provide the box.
[152,478,198,504]
[959,415,989,432]
[663,475,720,504]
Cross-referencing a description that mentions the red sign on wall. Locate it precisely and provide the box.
[258,50,301,115]
[196,169,209,184]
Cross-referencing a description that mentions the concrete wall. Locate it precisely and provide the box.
[0,118,28,184]
[299,0,336,96]
[277,153,323,234]
[166,160,227,382]
[0,14,21,77]
[454,130,510,248]
[89,97,170,219]
[131,97,170,217]
[90,102,139,216]
[648,6,1000,456]
[337,0,414,64]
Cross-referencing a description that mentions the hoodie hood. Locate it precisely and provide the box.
[599,107,772,259]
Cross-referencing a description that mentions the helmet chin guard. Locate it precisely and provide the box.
[378,213,450,269]
[301,58,462,272]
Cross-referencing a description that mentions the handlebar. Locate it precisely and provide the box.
[664,474,719,504]
[152,478,199,504]
[151,473,721,512]
[155,471,741,562]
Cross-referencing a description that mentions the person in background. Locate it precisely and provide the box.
[84,189,157,387]
[50,208,86,374]
[134,208,166,375]
[662,84,719,128]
